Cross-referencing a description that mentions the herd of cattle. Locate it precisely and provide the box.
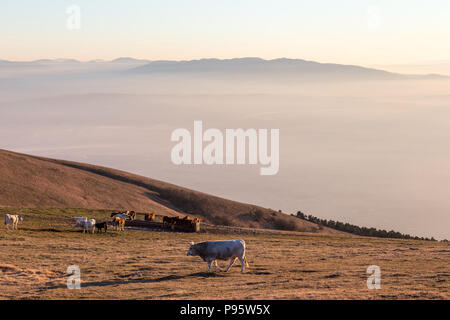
[3,212,249,272]
[162,215,201,231]
[69,211,203,234]
[70,211,134,233]
[4,211,201,233]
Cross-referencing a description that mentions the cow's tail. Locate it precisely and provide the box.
[241,240,250,268]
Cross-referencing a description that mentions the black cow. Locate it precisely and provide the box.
[95,222,108,233]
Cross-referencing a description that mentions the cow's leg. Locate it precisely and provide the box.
[207,259,214,273]
[238,256,246,272]
[225,257,237,272]
[213,260,223,271]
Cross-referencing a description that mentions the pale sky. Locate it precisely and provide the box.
[2,0,450,66]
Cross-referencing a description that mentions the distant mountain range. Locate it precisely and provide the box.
[1,57,448,79]
[129,57,399,78]
[0,57,149,65]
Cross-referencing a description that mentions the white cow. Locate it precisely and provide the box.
[82,219,96,234]
[72,217,88,229]
[4,214,23,230]
[187,240,249,273]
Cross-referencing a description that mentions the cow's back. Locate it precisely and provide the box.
[197,240,245,260]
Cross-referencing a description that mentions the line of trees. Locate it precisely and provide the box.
[292,211,437,241]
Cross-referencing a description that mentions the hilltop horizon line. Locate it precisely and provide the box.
[1,56,448,78]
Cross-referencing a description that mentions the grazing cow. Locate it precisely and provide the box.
[82,219,96,234]
[187,240,249,273]
[163,216,179,228]
[163,216,170,225]
[126,211,136,220]
[174,219,196,232]
[72,217,88,229]
[95,222,108,233]
[4,214,23,230]
[112,217,125,231]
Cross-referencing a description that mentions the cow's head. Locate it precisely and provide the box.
[187,241,196,256]
[18,215,23,221]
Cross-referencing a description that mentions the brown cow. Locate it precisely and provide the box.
[112,217,125,231]
[174,219,194,231]
[126,211,136,220]
[163,216,180,229]
[145,213,155,221]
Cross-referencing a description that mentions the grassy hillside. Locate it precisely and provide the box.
[0,149,340,234]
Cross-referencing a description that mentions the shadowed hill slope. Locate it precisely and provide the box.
[0,149,343,234]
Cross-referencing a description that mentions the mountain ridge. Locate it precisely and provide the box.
[1,57,448,78]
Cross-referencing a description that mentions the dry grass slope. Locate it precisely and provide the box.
[0,149,341,234]
[0,208,448,300]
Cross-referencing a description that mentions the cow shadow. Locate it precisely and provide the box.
[16,227,64,233]
[48,271,227,289]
